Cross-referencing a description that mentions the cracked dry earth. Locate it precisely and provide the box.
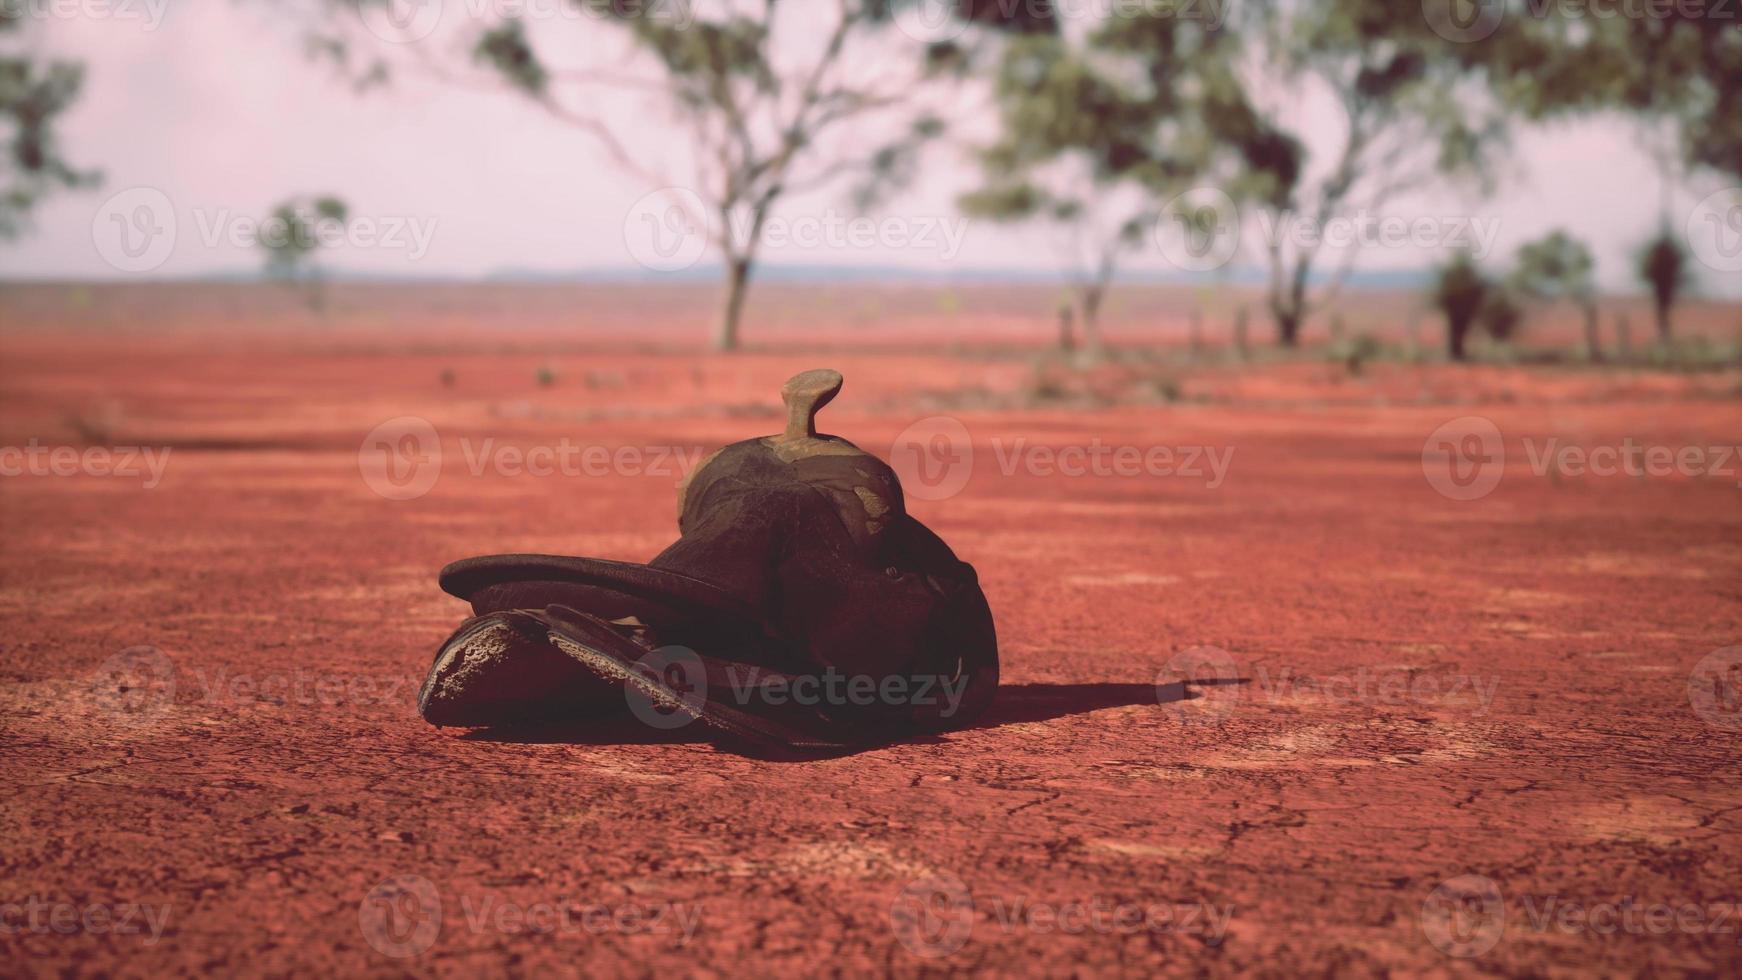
[2,324,1741,977]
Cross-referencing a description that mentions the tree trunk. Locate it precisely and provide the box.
[1057,303,1076,353]
[1653,295,1673,343]
[1233,306,1250,360]
[1077,283,1106,359]
[1582,301,1603,362]
[1270,260,1309,347]
[715,254,752,352]
[1616,313,1633,359]
[1448,316,1471,361]
[1273,306,1302,347]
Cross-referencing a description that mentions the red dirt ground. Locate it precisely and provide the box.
[2,284,1740,976]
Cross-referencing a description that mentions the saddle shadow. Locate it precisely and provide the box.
[968,679,1245,731]
[448,679,1248,759]
[456,712,711,747]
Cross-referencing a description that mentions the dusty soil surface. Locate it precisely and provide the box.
[3,286,1740,976]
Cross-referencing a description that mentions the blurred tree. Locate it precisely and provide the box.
[1636,227,1689,343]
[0,13,99,238]
[1432,250,1489,361]
[1472,4,1742,183]
[260,195,350,312]
[1479,282,1522,347]
[1511,230,1600,360]
[1463,6,1736,350]
[294,1,1047,351]
[1231,0,1509,347]
[959,15,1239,357]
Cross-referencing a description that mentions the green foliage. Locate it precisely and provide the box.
[1333,333,1382,375]
[294,0,1100,349]
[1233,0,1512,344]
[1512,230,1595,304]
[473,20,546,97]
[960,12,1247,351]
[1475,7,1742,180]
[1255,0,1512,192]
[260,194,350,279]
[0,16,100,238]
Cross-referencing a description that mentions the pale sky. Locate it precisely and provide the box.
[3,0,1736,297]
